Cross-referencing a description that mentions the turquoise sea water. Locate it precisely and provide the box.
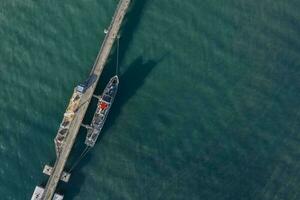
[0,0,300,199]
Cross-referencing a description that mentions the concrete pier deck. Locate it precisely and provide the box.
[41,0,131,199]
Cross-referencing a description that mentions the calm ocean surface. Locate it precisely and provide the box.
[0,0,299,199]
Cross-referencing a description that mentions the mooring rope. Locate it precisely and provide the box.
[68,146,90,173]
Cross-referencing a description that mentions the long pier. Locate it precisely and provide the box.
[38,0,131,199]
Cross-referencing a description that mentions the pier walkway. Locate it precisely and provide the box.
[40,0,131,199]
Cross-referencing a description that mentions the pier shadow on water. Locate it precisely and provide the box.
[118,0,149,64]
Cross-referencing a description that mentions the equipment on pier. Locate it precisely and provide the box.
[53,74,98,156]
[77,73,97,93]
[31,186,63,200]
[54,87,83,157]
[43,165,71,183]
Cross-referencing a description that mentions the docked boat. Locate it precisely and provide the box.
[85,75,119,147]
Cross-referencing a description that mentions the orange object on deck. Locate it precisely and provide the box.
[99,102,108,110]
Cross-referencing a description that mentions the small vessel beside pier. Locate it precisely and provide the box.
[84,75,119,147]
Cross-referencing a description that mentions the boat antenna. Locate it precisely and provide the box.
[116,35,120,76]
